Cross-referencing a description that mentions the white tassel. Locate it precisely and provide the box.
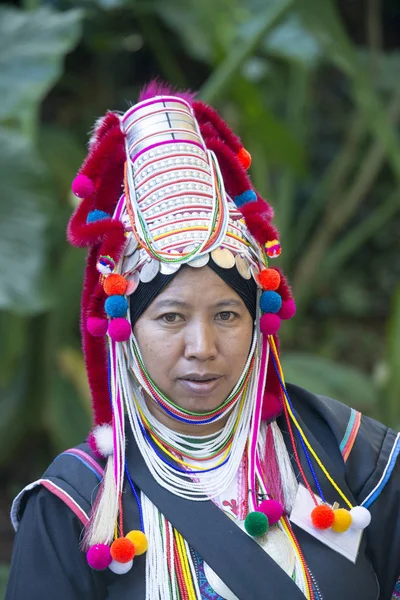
[270,422,298,514]
[83,455,119,549]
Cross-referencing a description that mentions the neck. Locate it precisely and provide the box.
[144,392,229,436]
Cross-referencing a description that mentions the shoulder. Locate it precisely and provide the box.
[12,441,105,532]
[286,383,399,504]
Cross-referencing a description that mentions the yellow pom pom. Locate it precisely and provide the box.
[332,508,352,532]
[126,530,148,555]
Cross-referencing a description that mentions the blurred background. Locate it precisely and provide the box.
[0,0,399,592]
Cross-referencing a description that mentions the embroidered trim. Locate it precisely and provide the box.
[362,433,400,508]
[339,409,361,462]
[391,575,400,599]
[57,448,104,480]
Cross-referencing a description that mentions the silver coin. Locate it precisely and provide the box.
[125,272,140,295]
[140,259,160,282]
[251,265,262,287]
[235,254,251,279]
[211,248,235,269]
[160,262,181,275]
[187,253,210,268]
[124,234,138,256]
[122,251,139,274]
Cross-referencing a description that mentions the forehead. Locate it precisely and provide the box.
[150,266,243,308]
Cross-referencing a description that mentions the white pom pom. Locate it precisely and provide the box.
[96,262,113,276]
[93,424,114,457]
[109,559,133,575]
[350,506,371,529]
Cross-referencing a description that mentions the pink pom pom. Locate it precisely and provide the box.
[108,318,131,342]
[278,298,296,320]
[260,313,281,335]
[258,499,284,525]
[87,317,108,337]
[261,391,283,421]
[87,544,112,570]
[72,174,95,198]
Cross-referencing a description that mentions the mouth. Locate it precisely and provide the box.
[178,375,222,396]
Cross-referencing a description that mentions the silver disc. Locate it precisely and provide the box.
[238,522,295,576]
[187,253,210,268]
[235,255,251,279]
[125,234,139,256]
[203,563,239,600]
[160,262,181,275]
[122,251,139,275]
[211,248,235,269]
[250,265,262,288]
[140,259,160,283]
[125,272,140,295]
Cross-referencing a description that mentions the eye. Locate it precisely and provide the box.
[160,313,183,323]
[216,311,237,322]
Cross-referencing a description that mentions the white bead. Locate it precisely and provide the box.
[350,506,371,529]
[108,560,133,575]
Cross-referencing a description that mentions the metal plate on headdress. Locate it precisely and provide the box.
[235,255,251,280]
[140,258,160,283]
[160,262,181,275]
[187,253,210,268]
[122,251,139,275]
[251,265,262,288]
[125,271,140,295]
[211,248,235,269]
[124,234,138,257]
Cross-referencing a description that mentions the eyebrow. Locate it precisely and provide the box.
[152,298,244,310]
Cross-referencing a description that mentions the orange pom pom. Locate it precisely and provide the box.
[104,274,128,296]
[311,505,334,530]
[126,530,148,555]
[259,268,281,291]
[110,537,136,563]
[237,147,252,170]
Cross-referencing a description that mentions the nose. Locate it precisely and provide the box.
[183,319,217,362]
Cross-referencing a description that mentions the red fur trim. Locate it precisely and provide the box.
[81,247,112,425]
[89,112,121,148]
[274,267,293,301]
[239,196,274,221]
[262,337,283,421]
[194,101,242,151]
[205,138,251,197]
[138,80,196,105]
[67,206,125,249]
[240,211,278,245]
[88,282,107,318]
[80,126,125,186]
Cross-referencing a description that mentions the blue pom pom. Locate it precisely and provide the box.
[87,210,111,223]
[105,295,128,318]
[233,190,257,208]
[260,291,282,314]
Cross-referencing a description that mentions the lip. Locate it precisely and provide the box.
[178,376,222,396]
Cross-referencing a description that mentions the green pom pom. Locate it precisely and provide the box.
[244,511,269,537]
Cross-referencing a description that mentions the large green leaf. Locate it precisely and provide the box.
[282,352,379,412]
[0,6,82,124]
[0,128,52,313]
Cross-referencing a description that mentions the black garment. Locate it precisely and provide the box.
[6,385,400,599]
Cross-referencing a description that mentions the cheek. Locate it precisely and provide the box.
[135,324,181,381]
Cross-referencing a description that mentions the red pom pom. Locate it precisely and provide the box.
[87,317,108,337]
[259,269,281,291]
[108,318,131,341]
[237,147,252,169]
[72,174,95,198]
[311,505,334,530]
[278,298,296,320]
[104,274,128,296]
[260,313,281,335]
[110,538,136,563]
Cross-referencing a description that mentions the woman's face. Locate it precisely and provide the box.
[133,266,254,432]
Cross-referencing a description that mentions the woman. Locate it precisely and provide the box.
[6,82,400,599]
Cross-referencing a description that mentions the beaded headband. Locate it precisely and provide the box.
[68,81,296,426]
